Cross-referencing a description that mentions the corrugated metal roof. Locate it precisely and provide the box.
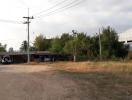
[0,51,53,56]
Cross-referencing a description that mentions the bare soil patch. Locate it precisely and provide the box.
[0,64,83,100]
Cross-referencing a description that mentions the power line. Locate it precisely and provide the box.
[18,0,29,8]
[36,0,81,17]
[36,0,84,18]
[33,0,70,16]
[0,19,23,24]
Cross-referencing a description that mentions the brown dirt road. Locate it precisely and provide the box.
[0,64,84,100]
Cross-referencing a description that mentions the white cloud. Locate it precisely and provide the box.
[0,0,132,50]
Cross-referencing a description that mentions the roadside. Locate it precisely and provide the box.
[0,64,85,100]
[0,61,132,100]
[45,61,132,100]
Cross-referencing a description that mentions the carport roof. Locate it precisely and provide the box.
[0,51,54,56]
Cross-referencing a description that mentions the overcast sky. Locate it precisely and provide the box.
[0,0,132,50]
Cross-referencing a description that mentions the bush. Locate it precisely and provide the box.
[77,55,89,61]
[127,51,132,59]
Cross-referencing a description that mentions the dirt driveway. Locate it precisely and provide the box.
[0,64,82,100]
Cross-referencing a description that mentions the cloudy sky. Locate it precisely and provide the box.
[0,0,132,50]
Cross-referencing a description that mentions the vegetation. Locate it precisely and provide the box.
[101,27,129,59]
[20,40,28,52]
[8,47,14,52]
[0,26,126,61]
[34,34,51,51]
[33,26,129,60]
[0,43,6,52]
[46,61,132,100]
[0,26,129,61]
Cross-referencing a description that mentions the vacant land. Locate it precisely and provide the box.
[0,64,81,100]
[0,61,132,100]
[46,61,132,100]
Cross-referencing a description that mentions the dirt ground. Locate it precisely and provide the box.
[0,64,84,100]
[0,62,132,100]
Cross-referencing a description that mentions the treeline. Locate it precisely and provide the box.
[0,43,6,52]
[20,26,129,60]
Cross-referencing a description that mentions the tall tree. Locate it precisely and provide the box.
[34,34,50,51]
[100,26,128,59]
[34,35,45,51]
[0,43,6,52]
[50,37,62,53]
[89,36,99,58]
[20,40,28,52]
[63,32,91,60]
[8,47,14,52]
[29,46,37,51]
[61,33,73,47]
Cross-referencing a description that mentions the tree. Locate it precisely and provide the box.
[63,40,74,55]
[100,26,128,59]
[89,36,99,58]
[34,34,50,51]
[61,33,73,47]
[0,43,6,52]
[50,37,62,53]
[9,47,14,52]
[76,33,90,55]
[63,32,91,60]
[20,40,28,52]
[31,28,129,61]
[29,46,37,51]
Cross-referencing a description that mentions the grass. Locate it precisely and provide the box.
[63,72,132,100]
[47,61,132,74]
[94,61,132,72]
[47,61,132,100]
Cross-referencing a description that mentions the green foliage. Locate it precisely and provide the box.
[79,34,92,56]
[0,43,6,52]
[63,40,74,54]
[8,47,14,52]
[34,34,51,51]
[60,33,73,47]
[127,51,132,59]
[89,36,99,58]
[30,26,129,60]
[20,40,28,52]
[101,26,128,59]
[63,33,91,56]
[50,37,62,53]
[29,46,37,51]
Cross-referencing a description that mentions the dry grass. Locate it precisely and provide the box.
[45,61,132,100]
[46,61,132,74]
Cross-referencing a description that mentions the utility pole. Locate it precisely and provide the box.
[72,30,77,62]
[99,28,102,60]
[23,8,34,63]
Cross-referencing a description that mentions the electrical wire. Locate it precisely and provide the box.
[18,0,29,8]
[36,0,81,17]
[33,0,70,16]
[36,0,84,18]
[0,19,23,24]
